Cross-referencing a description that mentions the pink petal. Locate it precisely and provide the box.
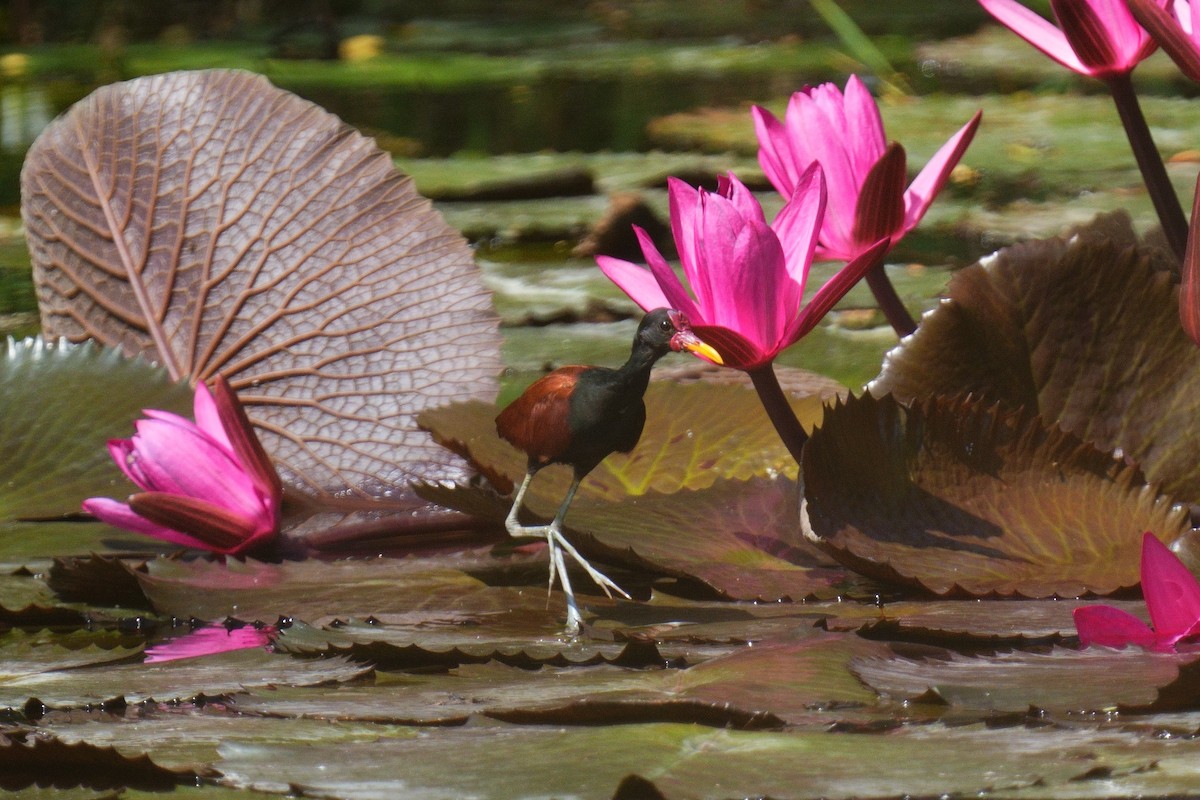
[192,381,234,453]
[903,110,982,232]
[596,254,671,313]
[786,238,888,345]
[841,75,888,177]
[210,375,283,501]
[979,0,1089,73]
[131,418,264,519]
[771,163,826,302]
[786,87,859,251]
[82,497,213,551]
[1129,0,1200,82]
[1140,532,1200,644]
[1073,604,1161,649]
[751,105,800,196]
[129,492,265,555]
[693,187,792,351]
[667,177,710,311]
[853,142,907,250]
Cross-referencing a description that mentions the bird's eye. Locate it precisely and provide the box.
[659,319,672,332]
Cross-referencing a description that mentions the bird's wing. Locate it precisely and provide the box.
[495,366,591,465]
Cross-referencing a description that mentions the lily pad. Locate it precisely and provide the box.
[0,338,190,519]
[853,646,1200,713]
[0,643,368,710]
[872,213,1200,501]
[802,393,1190,596]
[22,69,501,539]
[0,731,192,791]
[419,380,814,500]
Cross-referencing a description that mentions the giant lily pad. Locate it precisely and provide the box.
[802,392,1189,596]
[872,212,1200,501]
[21,69,500,540]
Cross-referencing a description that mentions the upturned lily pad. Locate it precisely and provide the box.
[873,212,1200,502]
[853,646,1200,713]
[802,393,1189,596]
[22,69,501,540]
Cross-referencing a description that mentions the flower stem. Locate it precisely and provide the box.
[748,363,808,466]
[865,262,917,337]
[1107,73,1188,261]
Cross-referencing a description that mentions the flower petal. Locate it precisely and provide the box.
[751,104,800,196]
[903,110,982,232]
[853,142,907,250]
[978,0,1089,73]
[596,254,674,314]
[131,417,265,519]
[82,497,213,551]
[1073,604,1161,650]
[129,491,267,555]
[1140,531,1200,644]
[1129,0,1200,82]
[786,237,889,345]
[210,375,283,501]
[690,324,772,371]
[771,163,826,302]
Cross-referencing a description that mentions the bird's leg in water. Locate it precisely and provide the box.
[504,470,629,634]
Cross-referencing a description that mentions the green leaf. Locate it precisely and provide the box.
[0,338,190,521]
[802,393,1189,596]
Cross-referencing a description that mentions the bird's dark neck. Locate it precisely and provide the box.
[610,340,667,396]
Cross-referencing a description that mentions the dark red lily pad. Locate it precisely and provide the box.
[802,392,1189,596]
[873,212,1200,501]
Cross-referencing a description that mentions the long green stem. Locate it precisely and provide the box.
[1107,72,1188,261]
[865,261,916,337]
[748,363,808,466]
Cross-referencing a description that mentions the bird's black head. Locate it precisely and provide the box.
[636,309,723,363]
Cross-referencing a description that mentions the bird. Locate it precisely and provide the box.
[495,308,722,635]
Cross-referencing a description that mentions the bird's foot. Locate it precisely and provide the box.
[546,526,631,601]
[506,521,630,635]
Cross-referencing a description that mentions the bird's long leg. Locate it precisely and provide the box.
[503,469,630,633]
[504,470,538,537]
[545,478,631,602]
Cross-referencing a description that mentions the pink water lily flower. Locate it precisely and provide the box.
[597,165,887,372]
[1074,532,1200,651]
[83,376,282,556]
[751,75,980,264]
[979,0,1160,79]
[1128,0,1200,82]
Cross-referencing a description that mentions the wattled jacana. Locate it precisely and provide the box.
[495,308,722,634]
